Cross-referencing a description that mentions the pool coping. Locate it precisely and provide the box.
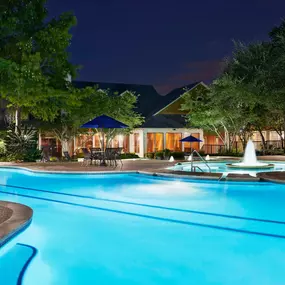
[0,165,275,183]
[0,201,33,248]
[257,172,285,184]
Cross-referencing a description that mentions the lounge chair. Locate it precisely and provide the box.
[41,147,50,162]
[63,151,71,161]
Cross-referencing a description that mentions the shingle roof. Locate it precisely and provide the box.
[73,80,203,129]
[141,114,186,128]
[151,82,201,116]
[73,81,162,117]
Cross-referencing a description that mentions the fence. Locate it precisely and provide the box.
[201,144,227,154]
[202,140,284,154]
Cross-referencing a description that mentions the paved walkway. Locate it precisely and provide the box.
[1,157,285,183]
[1,159,176,172]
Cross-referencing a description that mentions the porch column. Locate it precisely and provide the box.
[119,135,123,148]
[139,130,144,158]
[199,129,204,149]
[163,132,167,149]
[129,133,135,153]
[38,131,42,150]
[73,136,76,154]
[143,131,147,156]
[182,131,189,152]
[92,135,95,147]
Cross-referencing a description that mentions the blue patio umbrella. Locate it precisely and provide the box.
[180,135,202,143]
[81,115,128,165]
[180,135,202,152]
[81,115,128,129]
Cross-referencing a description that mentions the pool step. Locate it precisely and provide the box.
[225,174,260,182]
[0,243,37,285]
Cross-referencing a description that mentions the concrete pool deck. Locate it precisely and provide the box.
[0,201,33,247]
[0,155,285,183]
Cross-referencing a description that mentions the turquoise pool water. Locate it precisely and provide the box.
[1,167,285,285]
[171,161,285,176]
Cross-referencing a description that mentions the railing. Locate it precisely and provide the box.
[202,144,226,154]
[190,150,211,173]
[202,140,284,154]
[252,140,284,150]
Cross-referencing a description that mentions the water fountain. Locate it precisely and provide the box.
[227,140,274,169]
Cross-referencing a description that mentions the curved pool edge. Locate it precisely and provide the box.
[0,201,33,248]
[1,165,285,184]
[0,165,138,175]
[257,172,285,184]
[0,165,225,181]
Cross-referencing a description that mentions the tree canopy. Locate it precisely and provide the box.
[0,0,145,156]
[0,0,78,126]
[182,19,285,152]
[45,87,144,152]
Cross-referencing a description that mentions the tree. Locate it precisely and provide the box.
[181,75,256,152]
[225,32,285,151]
[43,86,144,153]
[0,0,78,129]
[183,22,285,153]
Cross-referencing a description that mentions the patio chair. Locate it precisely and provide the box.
[90,148,103,165]
[63,151,71,161]
[104,148,116,166]
[114,147,123,166]
[81,148,92,166]
[105,148,123,166]
[41,147,51,162]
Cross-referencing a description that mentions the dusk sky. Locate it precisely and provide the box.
[48,0,285,94]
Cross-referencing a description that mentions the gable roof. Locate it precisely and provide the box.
[152,82,204,116]
[73,80,207,129]
[73,81,162,118]
[141,114,187,128]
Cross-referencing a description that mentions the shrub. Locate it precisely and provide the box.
[50,156,58,162]
[145,152,155,159]
[264,149,285,155]
[22,148,42,162]
[154,151,164,159]
[4,126,40,162]
[119,153,139,159]
[0,140,6,156]
[198,150,205,156]
[171,151,184,159]
[76,152,85,158]
[163,149,171,159]
[210,151,243,157]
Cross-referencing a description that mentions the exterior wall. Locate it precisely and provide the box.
[140,127,203,157]
[39,128,285,157]
[157,97,188,115]
[251,131,284,150]
[129,129,144,157]
[39,128,204,158]
[155,82,208,116]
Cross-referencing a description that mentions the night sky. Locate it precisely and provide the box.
[47,0,285,94]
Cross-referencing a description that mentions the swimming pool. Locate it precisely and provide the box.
[1,167,285,285]
[170,160,285,176]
